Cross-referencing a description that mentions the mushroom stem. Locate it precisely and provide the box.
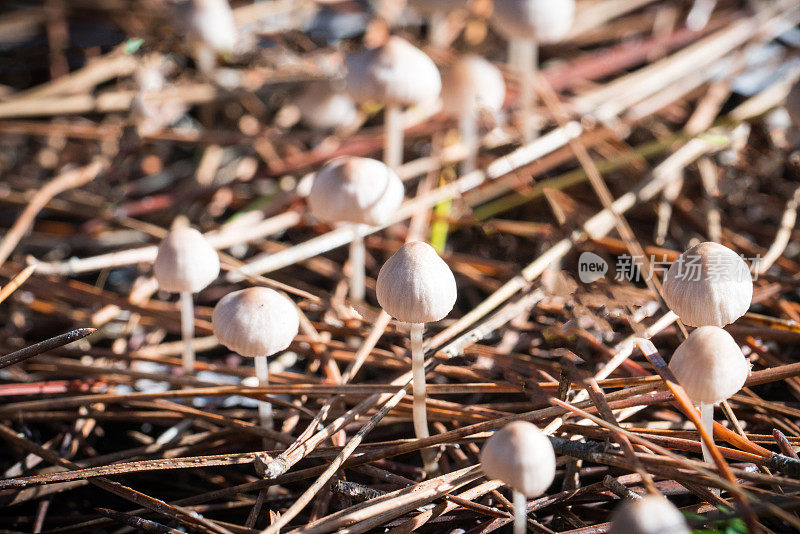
[179,291,195,376]
[429,10,449,49]
[459,106,479,174]
[699,402,713,464]
[254,355,273,430]
[410,322,437,472]
[349,224,365,303]
[511,38,538,143]
[384,104,404,169]
[512,490,527,534]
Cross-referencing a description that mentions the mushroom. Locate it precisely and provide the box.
[212,287,300,429]
[491,0,575,142]
[609,495,690,534]
[308,156,404,303]
[376,241,457,471]
[154,220,220,376]
[442,54,506,172]
[295,80,358,132]
[480,421,556,534]
[662,241,753,327]
[669,326,750,464]
[345,36,442,169]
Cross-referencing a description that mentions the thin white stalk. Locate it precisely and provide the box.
[459,107,479,175]
[349,224,365,303]
[384,104,404,170]
[512,38,538,143]
[700,402,713,464]
[254,355,273,430]
[179,291,195,376]
[513,490,527,534]
[429,10,449,49]
[411,322,437,473]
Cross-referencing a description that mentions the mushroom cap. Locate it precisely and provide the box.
[212,287,299,358]
[376,241,457,324]
[668,326,750,404]
[480,421,556,498]
[491,0,575,43]
[296,81,358,131]
[345,36,442,106]
[662,242,753,327]
[154,226,220,293]
[609,495,690,534]
[786,79,800,130]
[441,55,506,117]
[188,0,238,54]
[307,156,404,226]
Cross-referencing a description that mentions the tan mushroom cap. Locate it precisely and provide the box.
[786,79,800,129]
[668,326,750,404]
[662,242,753,327]
[212,287,299,358]
[441,55,506,117]
[491,0,576,43]
[296,81,358,131]
[345,36,442,107]
[307,156,404,226]
[480,421,556,498]
[154,226,220,294]
[609,495,690,534]
[376,241,457,324]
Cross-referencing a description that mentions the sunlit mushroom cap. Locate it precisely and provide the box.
[154,226,220,293]
[307,156,404,226]
[376,241,457,324]
[345,36,442,106]
[609,495,690,534]
[441,55,506,117]
[296,81,358,131]
[786,79,800,129]
[491,0,575,43]
[662,242,753,327]
[212,287,299,358]
[188,0,237,54]
[480,421,556,498]
[668,326,750,404]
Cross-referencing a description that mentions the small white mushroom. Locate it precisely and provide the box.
[308,156,404,303]
[669,326,750,464]
[480,421,556,534]
[212,287,300,429]
[376,241,457,472]
[491,0,575,142]
[345,36,442,169]
[609,495,691,534]
[442,54,506,172]
[662,241,753,327]
[154,221,220,376]
[296,81,358,132]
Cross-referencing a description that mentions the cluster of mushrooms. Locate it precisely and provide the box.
[145,0,776,532]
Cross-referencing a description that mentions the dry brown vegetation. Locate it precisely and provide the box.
[2,0,800,532]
